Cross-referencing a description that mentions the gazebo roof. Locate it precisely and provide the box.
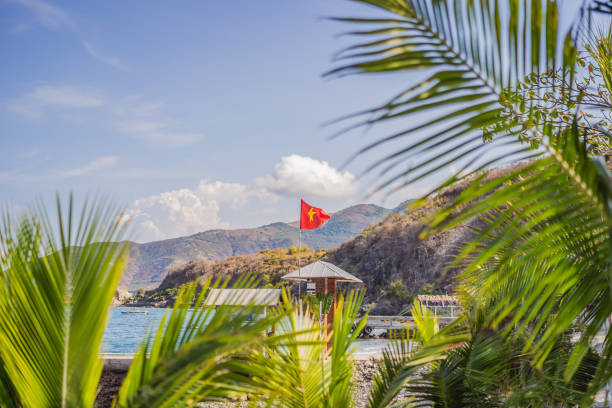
[281,261,363,283]
[204,289,280,306]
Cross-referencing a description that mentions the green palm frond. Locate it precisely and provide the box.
[247,290,367,408]
[410,299,438,343]
[328,290,368,408]
[366,328,412,408]
[407,337,509,407]
[249,294,331,408]
[0,357,18,407]
[116,276,293,407]
[422,124,612,388]
[505,332,600,406]
[367,310,470,408]
[370,301,600,407]
[0,195,128,407]
[332,0,611,396]
[329,0,579,195]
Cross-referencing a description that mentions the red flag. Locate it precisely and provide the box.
[300,200,330,230]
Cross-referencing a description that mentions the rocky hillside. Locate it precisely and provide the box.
[326,202,476,314]
[122,203,398,288]
[134,248,326,305]
[134,175,487,313]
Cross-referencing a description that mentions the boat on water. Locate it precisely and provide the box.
[121,310,148,315]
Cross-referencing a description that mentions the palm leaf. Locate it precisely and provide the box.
[0,195,128,407]
[328,0,579,197]
[331,0,611,395]
[424,125,612,387]
[328,290,368,408]
[116,276,294,407]
[369,300,600,407]
[366,327,413,408]
[246,290,367,408]
[248,293,331,408]
[370,319,471,408]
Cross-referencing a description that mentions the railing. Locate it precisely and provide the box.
[359,315,457,337]
[423,305,460,317]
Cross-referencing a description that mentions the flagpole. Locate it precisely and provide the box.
[298,200,302,300]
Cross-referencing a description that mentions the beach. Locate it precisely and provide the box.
[95,358,410,408]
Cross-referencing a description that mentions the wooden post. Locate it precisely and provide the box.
[311,277,337,338]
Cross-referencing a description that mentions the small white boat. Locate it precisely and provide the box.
[121,310,148,315]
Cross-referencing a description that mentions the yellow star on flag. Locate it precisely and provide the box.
[308,207,317,222]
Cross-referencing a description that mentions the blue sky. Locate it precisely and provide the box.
[4,0,585,243]
[1,0,437,242]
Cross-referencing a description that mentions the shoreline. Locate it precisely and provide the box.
[101,351,383,368]
[97,354,609,407]
[97,356,390,408]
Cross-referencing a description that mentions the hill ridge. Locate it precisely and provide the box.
[122,202,403,288]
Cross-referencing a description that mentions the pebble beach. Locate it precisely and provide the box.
[95,359,411,408]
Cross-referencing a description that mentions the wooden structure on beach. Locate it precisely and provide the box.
[281,261,363,330]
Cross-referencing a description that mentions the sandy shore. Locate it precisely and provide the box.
[96,359,408,408]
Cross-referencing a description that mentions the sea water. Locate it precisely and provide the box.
[102,307,390,355]
[102,307,167,353]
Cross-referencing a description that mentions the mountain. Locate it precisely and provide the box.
[122,203,399,288]
[133,170,498,314]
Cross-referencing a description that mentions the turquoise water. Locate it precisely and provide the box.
[102,307,167,353]
[102,307,390,354]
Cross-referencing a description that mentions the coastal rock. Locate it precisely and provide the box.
[111,286,132,306]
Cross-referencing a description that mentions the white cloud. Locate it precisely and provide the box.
[125,180,270,242]
[0,155,118,184]
[8,87,202,147]
[126,188,225,242]
[57,155,118,178]
[114,97,203,147]
[10,23,32,33]
[13,0,73,30]
[8,85,104,117]
[195,180,263,207]
[121,155,357,242]
[256,154,358,198]
[31,85,104,107]
[82,41,130,71]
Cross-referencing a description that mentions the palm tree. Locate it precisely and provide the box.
[328,0,612,403]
